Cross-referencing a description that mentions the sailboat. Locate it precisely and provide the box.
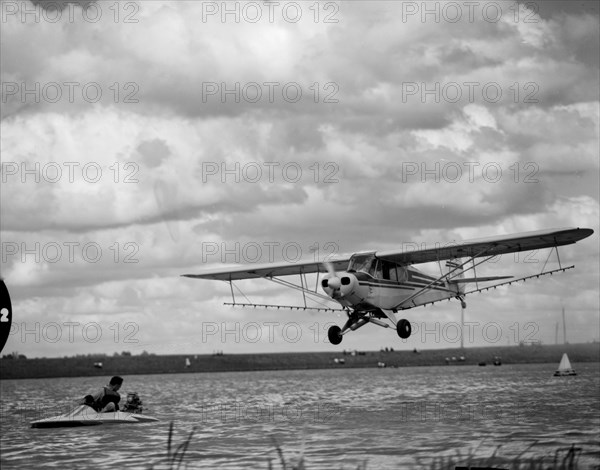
[553,353,576,376]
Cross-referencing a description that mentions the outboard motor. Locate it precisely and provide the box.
[122,392,144,414]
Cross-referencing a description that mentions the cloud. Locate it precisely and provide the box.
[1,1,598,356]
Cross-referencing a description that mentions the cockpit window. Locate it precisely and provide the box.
[348,254,404,280]
[379,260,407,281]
[373,259,382,278]
[382,260,396,280]
[347,254,376,276]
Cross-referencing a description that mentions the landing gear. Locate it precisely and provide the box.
[327,311,411,345]
[328,325,343,345]
[396,319,411,339]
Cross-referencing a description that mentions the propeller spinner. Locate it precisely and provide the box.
[322,262,359,301]
[323,262,341,291]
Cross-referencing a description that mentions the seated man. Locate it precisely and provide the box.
[82,376,123,412]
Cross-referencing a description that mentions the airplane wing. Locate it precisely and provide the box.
[376,227,593,266]
[182,258,351,281]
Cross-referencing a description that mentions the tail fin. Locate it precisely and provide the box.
[445,259,465,295]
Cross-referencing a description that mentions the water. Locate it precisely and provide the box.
[1,363,599,469]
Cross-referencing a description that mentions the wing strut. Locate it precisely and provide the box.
[228,280,253,304]
[223,273,345,312]
[393,248,496,310]
[472,258,479,291]
[463,266,573,295]
[300,270,307,309]
[541,245,561,272]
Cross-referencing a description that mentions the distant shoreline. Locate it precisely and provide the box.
[1,342,598,380]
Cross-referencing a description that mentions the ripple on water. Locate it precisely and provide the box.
[1,363,599,469]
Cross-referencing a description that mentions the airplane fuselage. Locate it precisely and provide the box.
[322,254,461,314]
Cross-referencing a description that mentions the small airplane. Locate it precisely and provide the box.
[183,227,594,345]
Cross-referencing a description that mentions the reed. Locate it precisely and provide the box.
[148,421,196,470]
[418,442,583,470]
[149,422,584,469]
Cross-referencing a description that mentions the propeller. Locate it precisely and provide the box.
[322,261,357,300]
[324,261,341,290]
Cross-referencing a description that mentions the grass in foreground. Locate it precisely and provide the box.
[417,442,584,470]
[149,422,585,469]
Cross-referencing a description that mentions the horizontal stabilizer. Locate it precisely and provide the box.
[449,276,513,283]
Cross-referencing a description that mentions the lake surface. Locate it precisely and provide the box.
[1,363,599,469]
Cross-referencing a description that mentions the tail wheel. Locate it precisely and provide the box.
[396,319,411,339]
[328,325,343,345]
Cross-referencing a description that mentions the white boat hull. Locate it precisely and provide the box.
[31,405,159,428]
[554,369,577,376]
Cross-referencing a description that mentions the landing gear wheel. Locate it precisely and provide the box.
[396,319,411,339]
[328,325,343,345]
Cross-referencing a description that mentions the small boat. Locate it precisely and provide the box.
[31,405,159,428]
[554,353,577,376]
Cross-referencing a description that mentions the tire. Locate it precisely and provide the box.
[396,319,411,339]
[328,325,343,345]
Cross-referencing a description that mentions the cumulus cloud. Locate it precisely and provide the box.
[1,0,598,356]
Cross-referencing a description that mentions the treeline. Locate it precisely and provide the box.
[1,350,156,360]
[1,342,598,380]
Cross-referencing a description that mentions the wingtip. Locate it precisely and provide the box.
[576,227,595,239]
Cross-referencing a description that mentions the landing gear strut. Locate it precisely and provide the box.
[396,319,411,339]
[328,312,412,344]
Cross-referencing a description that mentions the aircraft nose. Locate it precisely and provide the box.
[322,275,341,297]
[339,273,357,297]
[322,271,357,299]
[328,277,341,290]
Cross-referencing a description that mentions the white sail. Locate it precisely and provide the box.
[557,353,571,370]
[554,353,576,376]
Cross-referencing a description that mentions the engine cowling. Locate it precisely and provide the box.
[322,272,359,301]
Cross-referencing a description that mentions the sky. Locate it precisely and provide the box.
[0,0,598,358]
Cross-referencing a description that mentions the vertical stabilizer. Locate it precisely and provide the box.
[446,260,465,294]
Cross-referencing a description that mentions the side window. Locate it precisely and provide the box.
[371,259,382,278]
[381,261,397,281]
[397,267,408,282]
[388,264,398,281]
